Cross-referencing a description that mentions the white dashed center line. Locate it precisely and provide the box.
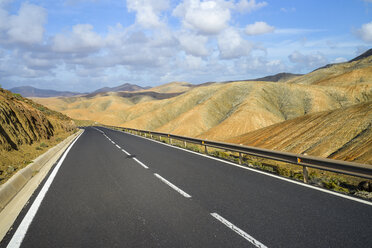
[133,158,149,169]
[154,173,191,198]
[211,213,267,248]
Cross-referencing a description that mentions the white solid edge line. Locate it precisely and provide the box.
[104,127,372,206]
[154,173,191,198]
[133,158,149,169]
[211,213,267,248]
[7,130,84,248]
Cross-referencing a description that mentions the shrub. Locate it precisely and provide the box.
[40,142,48,148]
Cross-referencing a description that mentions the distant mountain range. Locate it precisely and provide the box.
[9,86,82,98]
[7,72,307,98]
[8,83,151,98]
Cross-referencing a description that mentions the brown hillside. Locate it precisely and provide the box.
[142,82,194,94]
[35,81,372,140]
[0,88,76,183]
[0,89,75,151]
[228,101,372,164]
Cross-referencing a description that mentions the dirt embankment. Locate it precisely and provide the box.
[0,88,76,183]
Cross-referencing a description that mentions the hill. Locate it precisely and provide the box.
[33,91,183,126]
[0,88,76,183]
[9,86,82,98]
[142,82,194,94]
[240,72,303,83]
[35,81,372,138]
[92,83,149,94]
[228,101,372,165]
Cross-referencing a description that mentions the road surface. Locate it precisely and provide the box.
[1,126,371,247]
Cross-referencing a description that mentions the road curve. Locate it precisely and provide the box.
[1,126,371,247]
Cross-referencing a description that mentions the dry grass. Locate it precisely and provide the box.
[0,88,77,184]
[0,130,75,184]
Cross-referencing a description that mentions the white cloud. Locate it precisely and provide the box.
[173,0,232,35]
[245,21,274,35]
[0,8,8,31]
[218,28,253,59]
[184,54,203,69]
[356,21,372,43]
[177,32,209,56]
[288,51,328,69]
[126,0,169,28]
[236,56,287,76]
[5,3,46,45]
[52,24,104,53]
[236,0,267,13]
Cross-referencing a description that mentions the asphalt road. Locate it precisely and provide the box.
[1,126,372,247]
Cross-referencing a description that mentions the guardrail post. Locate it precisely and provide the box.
[202,141,208,154]
[170,138,173,145]
[298,157,309,183]
[184,141,187,148]
[303,166,309,183]
[239,152,242,165]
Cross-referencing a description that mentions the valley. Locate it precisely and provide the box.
[32,50,372,164]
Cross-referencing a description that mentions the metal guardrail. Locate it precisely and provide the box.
[101,125,372,182]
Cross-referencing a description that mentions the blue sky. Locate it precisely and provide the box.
[0,0,371,92]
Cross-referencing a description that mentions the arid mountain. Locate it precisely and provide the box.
[32,50,372,163]
[33,91,183,126]
[9,86,82,98]
[92,83,149,94]
[228,101,372,165]
[142,82,194,94]
[35,81,372,139]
